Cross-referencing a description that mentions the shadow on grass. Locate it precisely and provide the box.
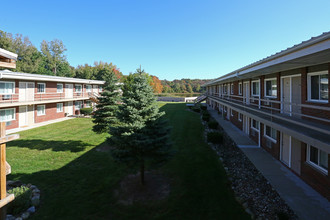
[7,139,90,152]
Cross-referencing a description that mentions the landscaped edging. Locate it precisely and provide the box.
[194,107,297,219]
[6,181,40,220]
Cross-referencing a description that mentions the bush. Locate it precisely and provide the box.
[193,107,201,113]
[207,132,223,144]
[80,107,93,115]
[208,121,218,129]
[7,186,32,215]
[202,115,210,122]
[200,105,207,111]
[202,111,210,117]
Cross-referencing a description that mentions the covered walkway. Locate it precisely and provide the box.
[208,108,330,220]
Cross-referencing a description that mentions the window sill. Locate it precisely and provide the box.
[306,161,328,175]
[264,135,276,143]
[37,114,45,116]
[306,100,328,104]
[251,127,259,132]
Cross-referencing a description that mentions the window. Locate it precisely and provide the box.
[238,83,242,95]
[99,86,103,92]
[75,84,82,93]
[264,125,277,142]
[75,101,82,110]
[37,83,46,93]
[265,78,277,97]
[251,119,259,131]
[307,145,328,174]
[37,105,45,116]
[230,83,234,94]
[238,113,243,122]
[57,84,63,93]
[308,71,328,102]
[223,84,227,94]
[57,103,63,112]
[252,80,260,96]
[0,82,15,94]
[0,108,15,122]
[86,85,92,93]
[85,101,91,107]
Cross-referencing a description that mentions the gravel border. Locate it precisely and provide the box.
[200,113,297,219]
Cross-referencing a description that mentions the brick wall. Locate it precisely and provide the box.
[230,110,243,131]
[260,125,280,160]
[300,143,330,200]
[35,103,66,123]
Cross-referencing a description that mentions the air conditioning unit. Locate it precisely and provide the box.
[266,139,272,148]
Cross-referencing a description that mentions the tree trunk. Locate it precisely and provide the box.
[140,161,145,186]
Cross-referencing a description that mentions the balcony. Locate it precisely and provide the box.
[0,92,96,107]
[206,92,330,152]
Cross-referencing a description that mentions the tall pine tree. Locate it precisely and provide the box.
[109,69,172,185]
[92,69,121,133]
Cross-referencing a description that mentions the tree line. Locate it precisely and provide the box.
[0,30,209,93]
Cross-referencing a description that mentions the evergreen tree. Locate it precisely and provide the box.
[109,69,172,185]
[92,69,121,133]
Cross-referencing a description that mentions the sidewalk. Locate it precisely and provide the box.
[6,117,73,135]
[208,108,330,220]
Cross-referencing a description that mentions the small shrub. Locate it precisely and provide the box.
[207,132,223,144]
[202,111,210,117]
[80,107,93,115]
[208,121,218,129]
[202,115,210,122]
[193,107,201,113]
[7,186,32,215]
[200,105,207,111]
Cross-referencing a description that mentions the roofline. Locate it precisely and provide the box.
[0,48,18,60]
[0,70,105,85]
[203,31,330,87]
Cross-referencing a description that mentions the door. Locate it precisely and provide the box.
[291,76,301,117]
[282,78,291,115]
[66,102,73,115]
[281,133,291,167]
[19,106,28,127]
[291,137,301,175]
[19,82,27,101]
[27,105,34,126]
[65,84,73,98]
[243,82,250,105]
[243,116,249,135]
[93,85,98,94]
[27,82,35,101]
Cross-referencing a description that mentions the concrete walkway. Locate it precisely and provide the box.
[208,108,330,220]
[6,117,73,135]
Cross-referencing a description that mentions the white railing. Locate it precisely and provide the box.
[206,92,330,125]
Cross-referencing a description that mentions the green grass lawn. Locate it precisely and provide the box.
[7,103,249,220]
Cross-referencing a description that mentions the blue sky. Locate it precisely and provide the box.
[1,0,330,80]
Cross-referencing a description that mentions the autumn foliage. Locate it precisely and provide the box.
[150,76,163,93]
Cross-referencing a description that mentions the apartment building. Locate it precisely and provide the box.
[203,32,330,199]
[0,69,104,131]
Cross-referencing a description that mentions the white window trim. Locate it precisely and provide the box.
[75,84,82,93]
[251,80,260,97]
[230,109,233,117]
[264,78,277,98]
[86,84,92,93]
[0,108,16,122]
[307,71,328,103]
[37,83,46,94]
[306,145,328,175]
[238,113,242,122]
[0,81,15,95]
[57,83,63,93]
[37,105,46,116]
[57,103,63,113]
[264,125,277,143]
[238,82,242,95]
[251,119,259,132]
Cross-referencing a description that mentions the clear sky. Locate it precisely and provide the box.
[1,0,330,80]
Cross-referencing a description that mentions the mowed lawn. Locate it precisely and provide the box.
[7,103,249,220]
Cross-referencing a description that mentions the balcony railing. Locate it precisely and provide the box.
[0,92,97,104]
[206,92,330,134]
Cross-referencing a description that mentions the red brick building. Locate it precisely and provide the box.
[203,32,330,199]
[0,69,104,131]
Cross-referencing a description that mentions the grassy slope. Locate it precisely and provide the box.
[7,103,249,220]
